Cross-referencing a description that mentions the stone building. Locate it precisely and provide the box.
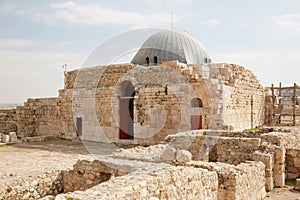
[0,29,265,145]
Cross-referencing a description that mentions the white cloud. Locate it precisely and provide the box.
[200,19,219,28]
[0,39,39,50]
[0,49,86,103]
[33,1,178,26]
[0,3,15,14]
[0,39,74,51]
[0,50,84,75]
[0,3,26,15]
[273,13,300,33]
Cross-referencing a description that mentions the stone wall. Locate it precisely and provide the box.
[220,64,265,130]
[166,132,261,164]
[0,170,63,200]
[16,98,63,138]
[5,61,265,143]
[58,62,264,143]
[166,129,289,190]
[0,109,18,134]
[57,165,219,200]
[62,159,127,192]
[286,148,300,178]
[185,161,266,200]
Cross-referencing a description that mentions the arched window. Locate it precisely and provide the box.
[146,57,149,65]
[191,97,203,108]
[154,56,158,64]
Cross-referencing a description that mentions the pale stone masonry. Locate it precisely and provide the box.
[0,62,264,145]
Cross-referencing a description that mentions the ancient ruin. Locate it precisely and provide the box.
[0,29,299,199]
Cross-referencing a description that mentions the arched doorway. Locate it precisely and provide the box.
[119,81,135,139]
[190,97,203,130]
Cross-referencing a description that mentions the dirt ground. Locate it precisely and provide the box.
[1,140,300,199]
[264,185,300,200]
[0,140,118,184]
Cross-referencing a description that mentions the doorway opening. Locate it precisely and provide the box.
[76,117,82,136]
[119,81,135,140]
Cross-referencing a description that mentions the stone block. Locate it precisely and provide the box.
[176,149,192,163]
[295,179,300,190]
[161,147,176,162]
[265,177,273,191]
[274,174,285,187]
[1,134,9,143]
[9,132,17,142]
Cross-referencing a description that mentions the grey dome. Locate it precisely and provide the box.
[131,29,211,65]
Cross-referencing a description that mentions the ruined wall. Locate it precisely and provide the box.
[58,165,219,200]
[62,62,217,144]
[220,64,265,130]
[186,161,266,200]
[0,109,18,134]
[11,61,265,142]
[16,98,62,138]
[166,129,288,190]
[285,148,300,178]
[63,159,127,192]
[0,170,63,200]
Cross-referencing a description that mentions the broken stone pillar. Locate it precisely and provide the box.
[176,149,192,163]
[9,132,17,142]
[161,146,176,162]
[252,151,274,191]
[273,146,285,187]
[1,134,9,143]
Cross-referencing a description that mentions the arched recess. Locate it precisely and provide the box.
[190,97,203,130]
[191,97,203,108]
[119,81,135,139]
[154,56,158,64]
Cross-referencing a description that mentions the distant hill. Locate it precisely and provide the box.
[0,103,22,109]
[276,88,300,104]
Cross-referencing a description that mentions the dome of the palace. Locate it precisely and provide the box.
[131,29,211,65]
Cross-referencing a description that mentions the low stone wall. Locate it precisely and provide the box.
[166,130,287,191]
[0,170,63,200]
[286,148,300,178]
[185,161,266,200]
[62,159,127,192]
[0,109,18,134]
[216,137,261,165]
[56,166,219,200]
[16,98,62,138]
[167,133,261,165]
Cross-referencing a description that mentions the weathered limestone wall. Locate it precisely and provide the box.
[286,148,300,178]
[8,61,265,142]
[220,64,264,130]
[0,109,18,134]
[58,165,219,200]
[62,159,127,192]
[16,98,62,138]
[166,129,288,190]
[60,62,263,143]
[0,170,63,200]
[185,161,266,200]
[62,62,217,144]
[166,132,261,164]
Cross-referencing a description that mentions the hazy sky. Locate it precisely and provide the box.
[1,0,300,103]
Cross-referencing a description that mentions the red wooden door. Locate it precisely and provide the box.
[119,98,134,139]
[191,115,202,130]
